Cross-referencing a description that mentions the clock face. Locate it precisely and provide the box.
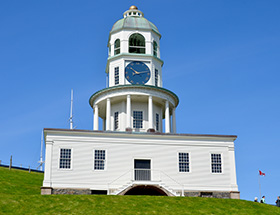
[125,61,151,85]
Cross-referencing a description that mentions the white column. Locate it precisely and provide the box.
[172,107,176,133]
[106,98,111,131]
[165,100,170,133]
[148,96,153,129]
[42,141,53,187]
[126,95,131,128]
[93,105,99,130]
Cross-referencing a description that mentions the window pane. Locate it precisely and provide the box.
[114,67,119,85]
[129,33,145,54]
[133,111,143,128]
[114,39,120,55]
[211,154,222,173]
[114,112,119,130]
[153,41,157,57]
[59,149,71,169]
[94,150,106,170]
[155,69,158,87]
[178,152,189,172]
[156,113,159,131]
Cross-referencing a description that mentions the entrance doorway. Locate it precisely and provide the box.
[134,159,151,181]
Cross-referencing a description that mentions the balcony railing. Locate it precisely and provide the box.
[134,168,151,181]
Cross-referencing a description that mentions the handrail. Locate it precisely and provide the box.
[108,169,132,186]
[107,169,184,196]
[159,170,184,196]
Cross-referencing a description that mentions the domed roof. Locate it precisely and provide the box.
[110,6,161,37]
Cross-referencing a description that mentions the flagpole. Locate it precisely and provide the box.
[258,170,261,201]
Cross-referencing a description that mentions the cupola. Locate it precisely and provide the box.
[90,6,178,133]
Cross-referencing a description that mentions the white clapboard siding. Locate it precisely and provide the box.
[43,129,238,193]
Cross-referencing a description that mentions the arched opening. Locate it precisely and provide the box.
[129,33,145,54]
[114,39,120,55]
[124,185,168,196]
[153,41,157,57]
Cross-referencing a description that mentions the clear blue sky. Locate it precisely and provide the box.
[0,0,279,204]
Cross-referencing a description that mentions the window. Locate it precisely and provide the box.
[211,154,222,173]
[178,152,189,172]
[114,112,119,130]
[156,113,159,131]
[129,33,145,54]
[114,39,120,55]
[114,67,119,85]
[59,149,71,169]
[155,69,158,87]
[153,41,157,57]
[133,111,143,128]
[94,150,106,170]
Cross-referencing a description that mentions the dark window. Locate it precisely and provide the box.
[156,113,159,131]
[200,192,213,197]
[133,111,143,128]
[114,67,119,85]
[211,154,222,173]
[91,190,107,195]
[155,69,158,87]
[153,41,157,57]
[94,150,106,170]
[134,159,151,181]
[114,39,120,55]
[59,149,71,169]
[129,33,145,54]
[179,152,189,172]
[114,112,119,130]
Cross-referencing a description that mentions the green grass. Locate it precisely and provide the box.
[1,167,280,215]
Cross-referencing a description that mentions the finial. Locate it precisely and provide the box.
[123,6,143,18]
[129,5,138,10]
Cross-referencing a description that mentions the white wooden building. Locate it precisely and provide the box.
[41,6,239,198]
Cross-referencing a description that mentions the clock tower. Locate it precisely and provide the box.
[43,6,239,198]
[89,6,179,133]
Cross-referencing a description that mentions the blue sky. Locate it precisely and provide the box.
[0,0,279,204]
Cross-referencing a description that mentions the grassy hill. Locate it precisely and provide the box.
[0,167,279,215]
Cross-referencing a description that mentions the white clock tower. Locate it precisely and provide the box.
[42,6,239,198]
[90,6,179,133]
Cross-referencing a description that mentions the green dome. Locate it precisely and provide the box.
[110,14,161,37]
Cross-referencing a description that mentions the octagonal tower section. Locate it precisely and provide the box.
[90,6,179,133]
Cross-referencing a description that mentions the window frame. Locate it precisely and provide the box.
[210,153,223,174]
[155,113,159,131]
[153,41,157,57]
[114,111,119,130]
[155,69,158,87]
[133,110,143,129]
[58,148,73,170]
[114,39,120,55]
[129,33,145,54]
[93,149,107,171]
[178,152,190,173]
[114,67,119,85]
